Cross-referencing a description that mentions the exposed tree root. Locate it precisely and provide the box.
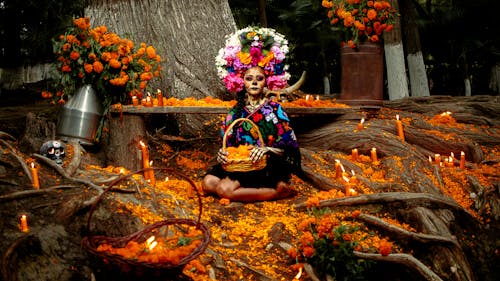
[0,185,77,202]
[356,213,459,247]
[0,139,33,183]
[294,192,476,220]
[353,251,444,281]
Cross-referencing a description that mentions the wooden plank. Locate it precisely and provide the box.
[111,105,354,115]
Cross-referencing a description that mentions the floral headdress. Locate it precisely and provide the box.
[215,26,290,93]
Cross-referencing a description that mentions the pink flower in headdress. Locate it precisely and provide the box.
[249,46,263,66]
[266,74,288,90]
[271,45,285,62]
[224,45,241,58]
[223,73,244,93]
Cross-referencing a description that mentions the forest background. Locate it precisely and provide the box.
[1,0,500,100]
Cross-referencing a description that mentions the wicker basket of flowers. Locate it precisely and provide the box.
[81,167,210,275]
[221,118,267,172]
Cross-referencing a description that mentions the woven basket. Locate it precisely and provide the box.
[221,118,267,172]
[81,167,210,275]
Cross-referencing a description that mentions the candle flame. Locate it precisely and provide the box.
[119,168,125,174]
[164,176,169,182]
[371,147,376,151]
[146,236,156,250]
[351,170,356,176]
[342,175,350,182]
[349,188,357,195]
[335,159,340,164]
[147,91,151,97]
[340,163,346,173]
[149,241,158,251]
[450,152,454,158]
[396,114,400,121]
[31,162,35,169]
[449,156,453,162]
[315,95,320,100]
[132,95,137,99]
[461,151,465,156]
[440,111,452,116]
[139,140,146,147]
[428,156,432,162]
[294,267,303,279]
[149,160,153,166]
[157,89,161,94]
[360,118,365,124]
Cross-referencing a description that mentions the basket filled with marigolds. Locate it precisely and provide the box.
[221,118,267,172]
[81,167,210,276]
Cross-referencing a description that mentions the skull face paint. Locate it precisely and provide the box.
[40,140,66,165]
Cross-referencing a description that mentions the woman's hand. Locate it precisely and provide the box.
[250,146,269,163]
[217,148,228,164]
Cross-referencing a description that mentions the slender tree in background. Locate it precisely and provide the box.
[400,0,430,97]
[384,0,409,100]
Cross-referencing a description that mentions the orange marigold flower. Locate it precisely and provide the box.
[219,198,230,205]
[287,247,299,259]
[70,51,80,60]
[352,210,361,218]
[374,1,383,10]
[367,9,377,21]
[88,53,97,61]
[73,17,90,30]
[146,46,157,59]
[306,197,320,208]
[342,233,352,241]
[299,231,314,246]
[84,63,93,73]
[321,0,333,8]
[93,61,104,73]
[101,52,112,62]
[109,58,121,69]
[367,1,374,7]
[302,246,315,258]
[378,240,392,256]
[61,65,71,73]
[370,34,379,42]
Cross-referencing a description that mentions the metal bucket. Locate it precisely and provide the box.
[56,85,103,145]
[339,42,384,106]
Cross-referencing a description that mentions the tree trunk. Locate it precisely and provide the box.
[85,0,237,136]
[384,0,409,101]
[400,0,430,97]
[489,63,500,94]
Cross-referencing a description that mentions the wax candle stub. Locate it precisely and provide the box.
[396,115,405,142]
[30,162,40,189]
[357,118,365,131]
[371,148,378,162]
[460,151,466,169]
[20,215,29,233]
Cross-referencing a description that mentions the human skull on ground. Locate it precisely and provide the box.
[40,140,65,165]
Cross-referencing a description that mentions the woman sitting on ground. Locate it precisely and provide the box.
[202,27,301,202]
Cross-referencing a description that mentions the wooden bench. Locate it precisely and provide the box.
[106,105,358,169]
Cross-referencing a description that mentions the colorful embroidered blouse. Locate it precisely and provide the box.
[221,99,301,170]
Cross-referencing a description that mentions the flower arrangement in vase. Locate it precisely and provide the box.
[321,0,398,48]
[42,17,162,110]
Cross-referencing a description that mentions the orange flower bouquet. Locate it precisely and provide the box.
[321,0,398,48]
[44,17,162,109]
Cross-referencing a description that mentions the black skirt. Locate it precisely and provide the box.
[206,155,292,188]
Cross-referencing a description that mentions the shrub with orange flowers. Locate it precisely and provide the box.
[321,0,398,48]
[45,17,162,109]
[290,210,385,280]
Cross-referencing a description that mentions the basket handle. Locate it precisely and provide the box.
[222,117,265,151]
[85,167,204,238]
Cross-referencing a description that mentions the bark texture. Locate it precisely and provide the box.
[86,0,237,135]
